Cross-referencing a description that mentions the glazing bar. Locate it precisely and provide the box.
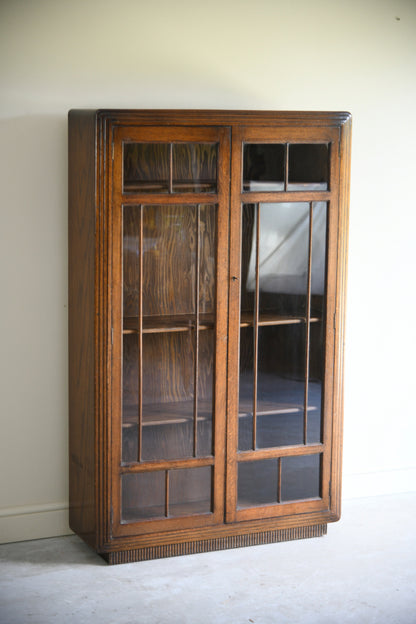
[284,143,289,191]
[304,203,313,445]
[253,203,260,450]
[138,205,143,462]
[193,205,201,457]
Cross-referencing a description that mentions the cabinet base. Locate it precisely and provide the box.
[102,523,327,564]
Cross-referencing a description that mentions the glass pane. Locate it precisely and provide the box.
[256,325,306,448]
[240,204,256,318]
[237,459,278,508]
[121,471,165,522]
[238,326,254,451]
[123,143,169,193]
[142,332,195,461]
[142,205,196,317]
[308,202,327,444]
[172,144,217,193]
[197,329,214,456]
[288,144,328,191]
[169,466,212,517]
[199,205,217,316]
[122,333,139,463]
[254,203,310,318]
[281,454,321,501]
[243,144,285,191]
[123,205,141,318]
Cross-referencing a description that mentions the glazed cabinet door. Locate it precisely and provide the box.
[110,125,230,537]
[226,125,341,523]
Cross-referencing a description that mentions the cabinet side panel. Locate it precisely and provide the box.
[68,111,97,547]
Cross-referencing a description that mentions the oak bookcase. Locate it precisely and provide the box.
[68,110,351,563]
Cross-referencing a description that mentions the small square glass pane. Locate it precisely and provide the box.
[121,471,165,522]
[123,143,170,193]
[243,144,285,191]
[172,143,217,192]
[169,466,212,517]
[288,144,328,190]
[237,459,278,508]
[281,454,321,501]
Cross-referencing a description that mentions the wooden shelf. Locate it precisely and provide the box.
[122,400,212,427]
[123,314,215,334]
[123,312,320,334]
[240,312,321,327]
[123,180,217,193]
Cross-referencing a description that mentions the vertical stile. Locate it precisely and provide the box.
[304,202,314,445]
[193,204,201,456]
[138,205,143,462]
[252,203,260,450]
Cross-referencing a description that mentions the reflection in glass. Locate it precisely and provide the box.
[237,459,278,508]
[247,202,310,316]
[121,471,165,522]
[238,201,328,452]
[288,144,328,190]
[243,144,285,191]
[281,454,321,501]
[169,466,212,517]
[124,143,170,193]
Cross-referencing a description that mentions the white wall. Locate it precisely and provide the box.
[1,0,415,543]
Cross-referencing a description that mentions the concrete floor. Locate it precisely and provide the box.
[0,493,415,624]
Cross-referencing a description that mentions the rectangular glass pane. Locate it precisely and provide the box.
[240,204,256,320]
[142,332,194,461]
[281,454,321,501]
[237,459,278,508]
[308,202,327,444]
[121,471,165,522]
[288,144,329,191]
[169,466,212,517]
[172,143,217,193]
[243,144,285,191]
[197,329,214,456]
[199,205,217,316]
[142,205,196,317]
[256,325,306,448]
[254,202,310,318]
[123,205,141,318]
[238,326,254,451]
[122,333,139,463]
[123,143,169,193]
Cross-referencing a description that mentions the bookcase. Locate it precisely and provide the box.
[68,110,351,563]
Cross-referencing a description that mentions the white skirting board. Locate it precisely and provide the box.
[1,468,415,544]
[0,503,72,544]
